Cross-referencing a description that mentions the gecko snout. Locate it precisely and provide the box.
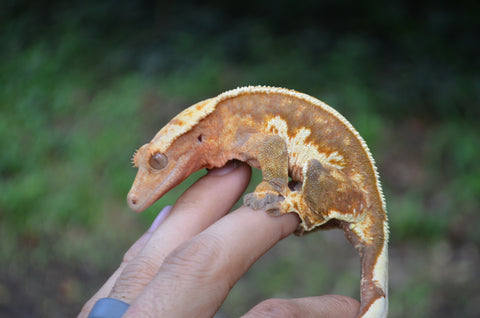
[127,192,141,212]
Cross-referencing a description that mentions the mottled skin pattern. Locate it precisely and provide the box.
[127,86,388,318]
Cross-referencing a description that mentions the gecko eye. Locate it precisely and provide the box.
[149,152,168,170]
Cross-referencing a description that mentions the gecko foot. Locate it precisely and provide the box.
[244,191,285,216]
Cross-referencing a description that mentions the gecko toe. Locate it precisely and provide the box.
[244,191,284,213]
[264,204,283,216]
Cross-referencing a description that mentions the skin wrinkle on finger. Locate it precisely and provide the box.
[162,232,226,280]
[125,207,299,318]
[109,163,251,304]
[162,209,299,287]
[242,296,360,318]
[242,298,302,318]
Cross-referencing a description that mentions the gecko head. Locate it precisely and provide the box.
[127,138,205,212]
[127,99,218,212]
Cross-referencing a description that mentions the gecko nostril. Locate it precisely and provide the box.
[127,193,138,206]
[127,192,144,212]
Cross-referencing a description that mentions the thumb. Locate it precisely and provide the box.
[242,295,360,318]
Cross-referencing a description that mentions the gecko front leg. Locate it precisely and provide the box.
[244,135,290,216]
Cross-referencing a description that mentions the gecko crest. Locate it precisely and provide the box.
[132,148,139,167]
[150,98,218,153]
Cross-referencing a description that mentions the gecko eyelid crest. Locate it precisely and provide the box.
[131,149,139,167]
[149,152,168,170]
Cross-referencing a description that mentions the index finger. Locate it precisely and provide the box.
[125,206,300,317]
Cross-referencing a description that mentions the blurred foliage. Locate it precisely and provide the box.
[1,0,479,317]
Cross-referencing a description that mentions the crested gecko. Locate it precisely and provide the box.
[127,86,388,318]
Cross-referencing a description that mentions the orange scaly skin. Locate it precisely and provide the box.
[127,86,388,318]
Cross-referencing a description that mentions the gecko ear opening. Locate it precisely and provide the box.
[149,152,168,170]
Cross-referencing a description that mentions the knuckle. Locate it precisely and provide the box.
[112,254,161,297]
[162,233,226,281]
[128,254,162,279]
[247,299,299,318]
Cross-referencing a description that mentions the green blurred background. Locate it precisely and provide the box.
[1,0,479,317]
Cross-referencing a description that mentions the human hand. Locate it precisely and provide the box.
[79,161,360,317]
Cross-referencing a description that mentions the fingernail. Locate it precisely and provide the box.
[207,160,242,176]
[148,205,173,232]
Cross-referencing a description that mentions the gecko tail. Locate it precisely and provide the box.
[347,216,389,318]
